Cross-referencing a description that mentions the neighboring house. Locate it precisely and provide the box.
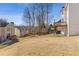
[0,22,15,38]
[15,26,28,37]
[0,22,28,39]
[15,27,20,37]
[54,20,67,35]
[54,4,68,36]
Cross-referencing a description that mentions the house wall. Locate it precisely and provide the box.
[15,28,20,37]
[0,22,15,38]
[5,22,15,37]
[0,27,5,38]
[68,3,79,36]
[20,28,27,36]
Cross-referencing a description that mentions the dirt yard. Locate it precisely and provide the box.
[0,34,79,56]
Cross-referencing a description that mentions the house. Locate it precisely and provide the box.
[0,22,28,39]
[55,3,79,36]
[67,3,79,36]
[0,22,15,39]
[54,20,67,35]
[14,27,21,37]
[53,3,69,36]
[15,26,28,37]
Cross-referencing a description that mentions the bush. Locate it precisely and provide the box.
[11,35,19,42]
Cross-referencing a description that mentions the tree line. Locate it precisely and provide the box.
[23,3,53,35]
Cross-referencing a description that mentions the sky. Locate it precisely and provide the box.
[50,3,64,24]
[0,3,64,25]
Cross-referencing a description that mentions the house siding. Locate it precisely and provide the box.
[68,3,79,36]
[0,22,15,38]
[15,28,20,37]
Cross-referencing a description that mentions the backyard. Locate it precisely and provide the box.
[0,34,79,56]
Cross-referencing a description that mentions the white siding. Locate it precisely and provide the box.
[15,28,20,37]
[0,27,5,38]
[0,22,15,38]
[68,3,79,36]
[5,22,15,37]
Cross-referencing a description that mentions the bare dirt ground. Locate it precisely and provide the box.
[0,34,79,56]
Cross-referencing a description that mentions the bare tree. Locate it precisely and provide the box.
[23,7,32,34]
[31,4,36,35]
[23,3,53,35]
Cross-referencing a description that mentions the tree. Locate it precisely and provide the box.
[23,7,32,34]
[0,18,8,27]
[23,3,53,35]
